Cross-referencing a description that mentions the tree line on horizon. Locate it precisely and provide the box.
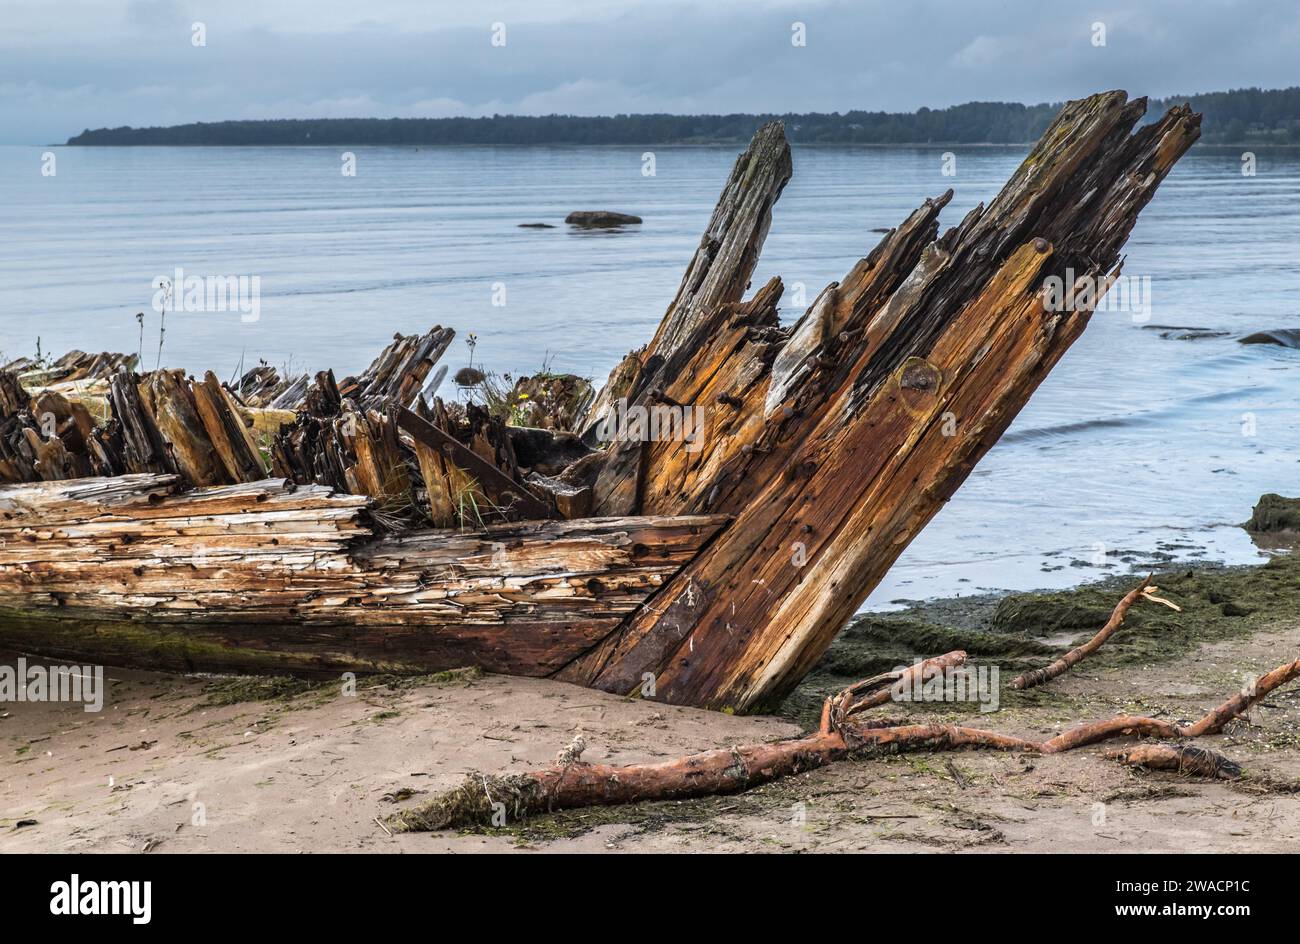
[65,87,1300,147]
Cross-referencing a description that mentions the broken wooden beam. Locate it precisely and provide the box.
[192,371,268,483]
[339,325,455,409]
[106,366,179,476]
[583,121,792,509]
[2,350,137,388]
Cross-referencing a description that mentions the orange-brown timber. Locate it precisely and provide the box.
[0,93,1205,708]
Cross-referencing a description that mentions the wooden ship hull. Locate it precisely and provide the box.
[0,91,1201,711]
[0,474,724,678]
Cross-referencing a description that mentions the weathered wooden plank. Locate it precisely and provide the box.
[192,370,267,482]
[583,122,793,512]
[339,325,455,409]
[107,366,177,476]
[3,350,135,388]
[409,396,474,527]
[139,369,226,485]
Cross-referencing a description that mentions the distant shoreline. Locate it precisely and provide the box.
[61,86,1300,148]
[53,140,1300,149]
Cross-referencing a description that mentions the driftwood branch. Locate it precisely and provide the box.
[822,649,968,733]
[389,652,1300,831]
[1182,655,1300,736]
[1106,744,1243,780]
[1009,576,1152,690]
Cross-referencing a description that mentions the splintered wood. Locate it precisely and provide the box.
[0,324,458,495]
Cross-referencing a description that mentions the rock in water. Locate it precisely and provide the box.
[1245,493,1300,533]
[1239,328,1300,348]
[1142,324,1231,341]
[565,211,642,228]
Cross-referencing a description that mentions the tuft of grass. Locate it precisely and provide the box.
[195,676,326,708]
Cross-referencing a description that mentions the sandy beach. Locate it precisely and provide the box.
[5,554,1298,854]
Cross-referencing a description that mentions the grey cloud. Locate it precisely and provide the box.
[2,0,1297,144]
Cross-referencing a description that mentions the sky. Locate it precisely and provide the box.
[2,0,1298,144]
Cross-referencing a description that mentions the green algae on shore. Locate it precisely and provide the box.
[783,552,1300,727]
[196,665,483,709]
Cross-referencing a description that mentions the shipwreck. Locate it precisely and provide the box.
[0,91,1201,712]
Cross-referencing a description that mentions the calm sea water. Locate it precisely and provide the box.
[3,142,1299,606]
